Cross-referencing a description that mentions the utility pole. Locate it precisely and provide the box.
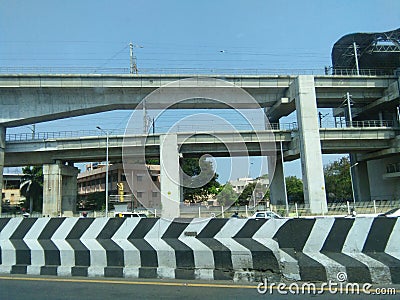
[397,105,400,124]
[96,126,109,217]
[318,112,329,128]
[130,42,138,74]
[346,92,353,127]
[353,42,360,75]
[31,124,35,139]
[318,112,322,128]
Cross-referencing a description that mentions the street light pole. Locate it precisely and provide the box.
[280,141,289,216]
[353,42,360,75]
[346,92,353,127]
[97,126,109,217]
[349,160,359,209]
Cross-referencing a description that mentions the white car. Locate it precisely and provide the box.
[249,211,282,219]
[114,212,148,218]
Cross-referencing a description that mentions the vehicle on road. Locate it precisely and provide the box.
[114,212,148,218]
[249,211,281,219]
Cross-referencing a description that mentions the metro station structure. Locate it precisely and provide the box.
[0,28,399,216]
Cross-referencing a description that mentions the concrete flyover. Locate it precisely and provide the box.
[3,128,399,166]
[3,126,399,217]
[0,216,399,284]
[1,73,399,215]
[0,74,398,126]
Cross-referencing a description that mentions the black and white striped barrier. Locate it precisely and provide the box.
[0,217,399,283]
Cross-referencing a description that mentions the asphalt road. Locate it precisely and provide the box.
[0,275,398,300]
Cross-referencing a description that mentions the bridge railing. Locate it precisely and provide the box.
[331,68,395,76]
[5,129,123,141]
[0,66,396,76]
[5,120,398,142]
[330,119,397,128]
[4,123,289,141]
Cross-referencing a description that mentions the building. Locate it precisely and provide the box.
[229,177,255,193]
[77,163,161,209]
[229,176,270,205]
[229,177,269,193]
[2,173,25,208]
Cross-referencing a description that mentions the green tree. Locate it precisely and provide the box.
[285,176,304,203]
[181,157,220,203]
[20,166,43,212]
[216,183,237,206]
[78,191,106,211]
[237,182,256,206]
[324,156,352,202]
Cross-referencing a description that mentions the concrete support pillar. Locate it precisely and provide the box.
[268,157,286,205]
[160,134,181,219]
[295,76,327,214]
[0,126,5,215]
[43,161,79,217]
[350,155,371,202]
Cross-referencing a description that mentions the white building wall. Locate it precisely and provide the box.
[367,157,400,201]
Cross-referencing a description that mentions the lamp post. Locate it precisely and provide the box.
[349,161,359,209]
[96,126,109,217]
[346,92,353,127]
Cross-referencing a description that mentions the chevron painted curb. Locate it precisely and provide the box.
[0,217,399,283]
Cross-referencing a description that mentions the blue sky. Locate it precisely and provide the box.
[1,0,400,181]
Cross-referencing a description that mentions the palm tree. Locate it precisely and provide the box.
[20,166,43,213]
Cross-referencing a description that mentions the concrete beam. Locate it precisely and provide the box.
[268,157,286,205]
[295,76,327,214]
[0,74,396,127]
[43,162,79,217]
[358,136,400,161]
[352,80,400,117]
[3,129,397,166]
[350,155,371,202]
[266,97,296,122]
[160,134,181,219]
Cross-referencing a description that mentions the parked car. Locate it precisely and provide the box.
[114,212,148,218]
[249,211,281,219]
[379,208,400,218]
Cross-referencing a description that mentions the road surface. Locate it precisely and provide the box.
[0,275,398,299]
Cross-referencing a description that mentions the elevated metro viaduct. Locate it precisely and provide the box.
[0,74,400,216]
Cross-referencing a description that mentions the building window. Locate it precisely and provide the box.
[137,191,143,198]
[152,191,158,197]
[137,175,143,182]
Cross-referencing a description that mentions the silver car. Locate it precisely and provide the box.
[249,211,282,219]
